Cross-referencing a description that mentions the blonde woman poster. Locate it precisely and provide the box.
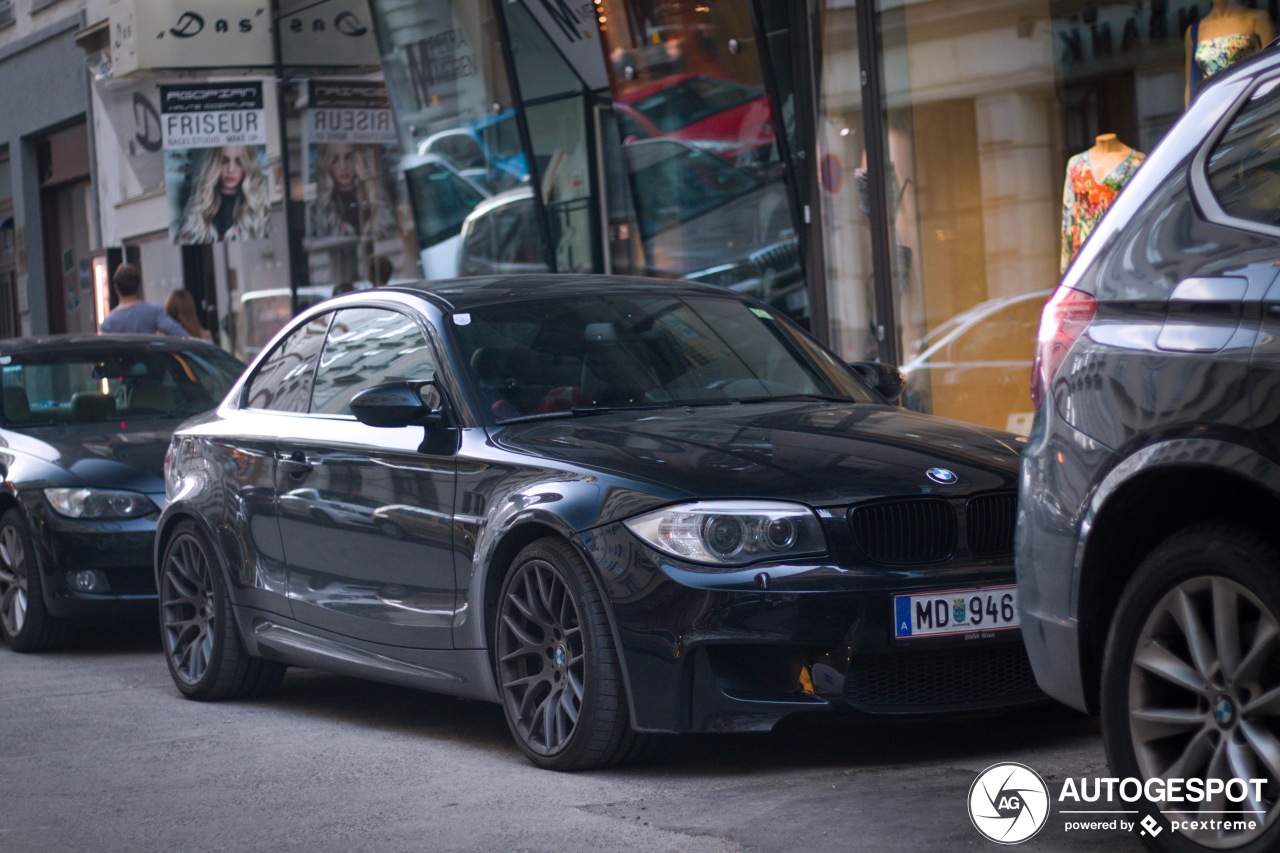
[174,144,270,242]
[308,141,396,242]
[160,82,270,245]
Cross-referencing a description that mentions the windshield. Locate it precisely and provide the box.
[0,347,244,427]
[631,76,761,133]
[449,293,874,423]
[625,141,760,238]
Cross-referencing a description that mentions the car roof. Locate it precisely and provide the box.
[465,186,534,221]
[377,274,756,312]
[0,333,225,356]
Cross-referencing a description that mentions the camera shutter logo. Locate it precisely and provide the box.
[968,762,1051,844]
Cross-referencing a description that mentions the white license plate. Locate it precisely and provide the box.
[893,585,1019,639]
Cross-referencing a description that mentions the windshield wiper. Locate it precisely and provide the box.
[729,394,852,405]
[494,403,676,424]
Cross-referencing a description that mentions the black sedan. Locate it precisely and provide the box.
[157,276,1040,770]
[0,335,243,651]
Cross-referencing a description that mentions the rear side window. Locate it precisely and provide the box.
[243,314,330,412]
[1206,79,1280,228]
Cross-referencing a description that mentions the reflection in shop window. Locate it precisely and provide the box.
[596,0,806,325]
[371,0,520,280]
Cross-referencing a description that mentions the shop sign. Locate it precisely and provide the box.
[95,78,166,198]
[307,81,396,145]
[160,83,267,149]
[302,81,400,250]
[1053,0,1220,68]
[110,0,273,75]
[160,82,271,244]
[109,0,377,75]
[518,0,608,91]
[401,21,481,115]
[279,0,380,69]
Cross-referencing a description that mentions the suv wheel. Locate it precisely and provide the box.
[495,538,651,770]
[1102,523,1280,851]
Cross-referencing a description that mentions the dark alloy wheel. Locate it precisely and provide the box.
[0,508,69,652]
[1102,523,1280,852]
[159,520,284,701]
[495,538,649,771]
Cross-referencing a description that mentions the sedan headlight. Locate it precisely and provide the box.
[623,500,827,568]
[44,488,158,519]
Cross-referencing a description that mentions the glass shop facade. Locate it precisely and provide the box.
[364,0,1227,434]
[90,1,1224,432]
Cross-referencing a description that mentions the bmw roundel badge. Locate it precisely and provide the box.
[926,467,958,485]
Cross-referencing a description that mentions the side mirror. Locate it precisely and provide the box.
[350,381,444,428]
[849,362,906,403]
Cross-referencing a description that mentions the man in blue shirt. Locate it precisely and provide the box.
[98,264,189,337]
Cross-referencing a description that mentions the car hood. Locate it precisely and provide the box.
[492,402,1023,505]
[2,420,182,493]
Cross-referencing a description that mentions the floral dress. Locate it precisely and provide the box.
[1195,32,1263,81]
[1060,149,1144,274]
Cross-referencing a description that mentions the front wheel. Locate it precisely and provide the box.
[1101,523,1280,852]
[495,537,650,770]
[158,520,285,700]
[0,508,70,652]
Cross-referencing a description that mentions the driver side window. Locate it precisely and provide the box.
[243,314,331,412]
[310,307,437,416]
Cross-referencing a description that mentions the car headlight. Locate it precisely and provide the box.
[623,500,827,568]
[44,488,158,519]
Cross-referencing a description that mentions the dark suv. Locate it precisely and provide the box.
[1017,48,1280,852]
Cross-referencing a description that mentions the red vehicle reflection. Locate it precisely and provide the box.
[614,73,776,166]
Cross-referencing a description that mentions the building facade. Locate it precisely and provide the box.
[2,0,1263,433]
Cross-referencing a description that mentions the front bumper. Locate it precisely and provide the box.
[582,521,1044,734]
[23,497,159,620]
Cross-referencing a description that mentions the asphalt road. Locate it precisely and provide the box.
[1,620,1145,853]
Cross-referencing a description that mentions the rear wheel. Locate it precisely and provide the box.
[1101,523,1280,852]
[0,508,70,652]
[159,520,284,700]
[495,537,650,770]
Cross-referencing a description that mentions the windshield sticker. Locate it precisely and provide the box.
[750,308,773,319]
[453,313,472,326]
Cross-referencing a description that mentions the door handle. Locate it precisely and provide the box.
[279,450,312,478]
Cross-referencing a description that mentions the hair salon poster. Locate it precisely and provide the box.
[304,81,399,243]
[161,82,270,244]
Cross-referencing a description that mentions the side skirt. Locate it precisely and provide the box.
[238,610,499,703]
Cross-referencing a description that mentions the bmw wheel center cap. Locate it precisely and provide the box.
[926,467,958,485]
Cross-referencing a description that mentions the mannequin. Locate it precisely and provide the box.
[1061,134,1145,274]
[1185,0,1274,106]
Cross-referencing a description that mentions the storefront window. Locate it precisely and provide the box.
[817,0,1210,434]
[504,1,597,275]
[371,0,519,279]
[597,0,807,325]
[815,1,878,364]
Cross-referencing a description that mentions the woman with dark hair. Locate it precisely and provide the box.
[177,145,269,243]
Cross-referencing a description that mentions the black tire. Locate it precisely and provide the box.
[494,537,651,770]
[0,507,71,652]
[158,520,285,701]
[1101,523,1280,852]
